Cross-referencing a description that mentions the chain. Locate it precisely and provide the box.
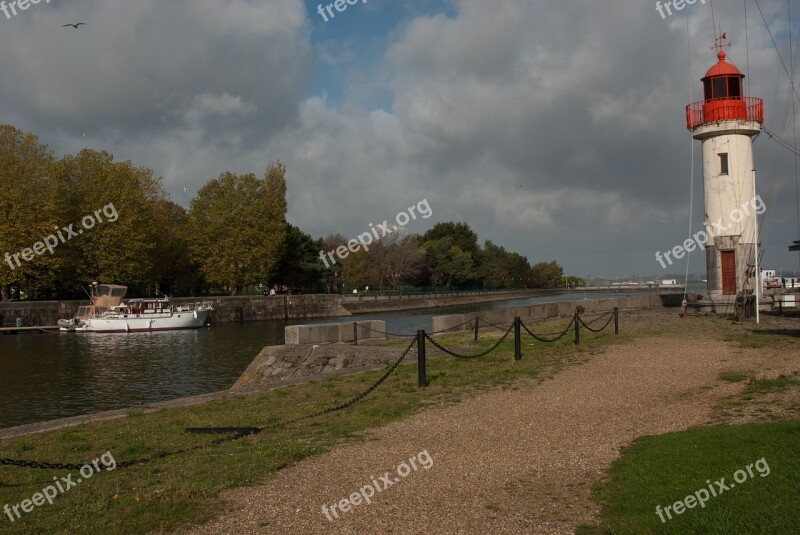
[285,337,416,424]
[427,318,475,335]
[354,322,416,339]
[477,318,513,331]
[423,325,513,359]
[520,316,575,343]
[578,312,616,333]
[0,430,256,471]
[581,309,614,326]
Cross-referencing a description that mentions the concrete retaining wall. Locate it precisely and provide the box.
[285,321,386,345]
[431,294,682,332]
[232,343,402,391]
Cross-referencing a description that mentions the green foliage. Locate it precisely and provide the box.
[530,260,564,288]
[421,236,474,288]
[421,221,479,255]
[184,162,287,295]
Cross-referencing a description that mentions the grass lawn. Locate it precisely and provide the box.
[0,318,616,535]
[577,419,800,534]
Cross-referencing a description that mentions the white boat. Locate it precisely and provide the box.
[58,284,213,333]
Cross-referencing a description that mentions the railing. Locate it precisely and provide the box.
[686,96,764,130]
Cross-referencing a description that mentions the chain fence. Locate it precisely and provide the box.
[1,308,618,472]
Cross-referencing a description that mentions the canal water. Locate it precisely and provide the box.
[0,291,643,429]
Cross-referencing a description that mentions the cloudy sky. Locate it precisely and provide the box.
[2,0,800,278]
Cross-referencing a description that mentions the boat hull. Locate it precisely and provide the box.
[61,310,211,333]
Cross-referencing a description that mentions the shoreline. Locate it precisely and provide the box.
[0,293,675,439]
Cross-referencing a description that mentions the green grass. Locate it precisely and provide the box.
[719,371,749,383]
[577,421,800,534]
[0,320,620,535]
[743,375,800,396]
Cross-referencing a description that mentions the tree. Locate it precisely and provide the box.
[530,260,564,288]
[58,150,167,290]
[270,224,325,291]
[368,231,426,291]
[421,222,479,256]
[184,162,288,295]
[421,237,474,288]
[0,126,66,299]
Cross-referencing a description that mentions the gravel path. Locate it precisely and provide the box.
[182,312,798,535]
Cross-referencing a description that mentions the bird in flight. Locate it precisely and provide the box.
[63,23,87,29]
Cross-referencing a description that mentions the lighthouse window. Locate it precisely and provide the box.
[728,77,741,98]
[719,153,729,175]
[713,77,727,99]
[704,79,712,101]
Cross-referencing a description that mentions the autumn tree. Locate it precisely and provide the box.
[0,126,67,299]
[184,162,288,295]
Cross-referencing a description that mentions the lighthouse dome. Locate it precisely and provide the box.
[703,51,743,79]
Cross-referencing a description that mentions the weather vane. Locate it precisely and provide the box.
[711,30,732,53]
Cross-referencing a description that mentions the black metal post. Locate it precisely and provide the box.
[353,322,358,345]
[574,312,580,345]
[614,307,619,335]
[417,330,427,388]
[514,316,522,361]
[474,316,479,342]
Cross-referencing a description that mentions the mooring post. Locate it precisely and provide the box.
[474,316,479,342]
[353,322,358,345]
[514,316,522,361]
[614,307,619,335]
[417,330,427,388]
[574,311,580,345]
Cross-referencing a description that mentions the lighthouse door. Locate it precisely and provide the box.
[721,251,736,295]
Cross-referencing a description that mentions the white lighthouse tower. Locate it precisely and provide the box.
[686,36,764,310]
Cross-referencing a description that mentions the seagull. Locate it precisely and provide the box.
[183,185,188,193]
[63,23,87,29]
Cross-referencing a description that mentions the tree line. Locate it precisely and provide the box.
[0,125,581,300]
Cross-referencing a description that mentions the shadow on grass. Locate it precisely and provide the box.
[751,329,800,338]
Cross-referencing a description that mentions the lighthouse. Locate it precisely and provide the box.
[686,36,764,308]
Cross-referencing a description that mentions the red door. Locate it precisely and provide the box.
[721,251,736,295]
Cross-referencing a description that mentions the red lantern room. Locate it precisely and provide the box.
[686,46,764,131]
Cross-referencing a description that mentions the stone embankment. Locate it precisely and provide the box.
[0,290,546,327]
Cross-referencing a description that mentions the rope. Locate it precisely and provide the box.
[424,325,513,360]
[520,316,575,343]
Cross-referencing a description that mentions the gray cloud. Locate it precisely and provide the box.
[1,0,798,276]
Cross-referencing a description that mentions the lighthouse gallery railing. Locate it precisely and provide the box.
[686,96,764,131]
